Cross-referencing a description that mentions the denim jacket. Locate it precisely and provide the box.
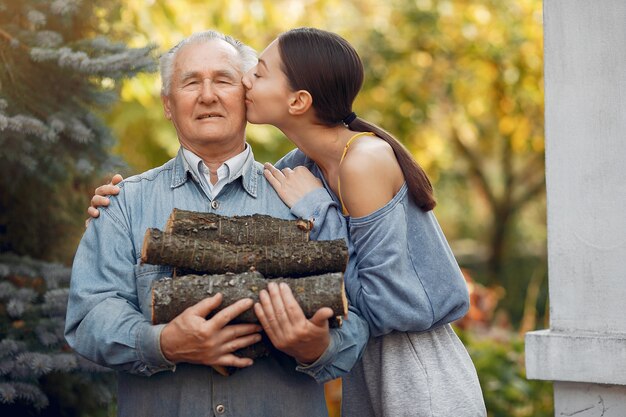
[275,149,469,337]
[65,147,369,417]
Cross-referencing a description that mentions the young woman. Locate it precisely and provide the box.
[89,28,486,416]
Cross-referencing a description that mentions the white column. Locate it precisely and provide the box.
[525,1,626,415]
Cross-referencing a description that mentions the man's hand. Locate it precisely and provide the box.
[160,294,262,368]
[254,282,333,364]
[87,174,124,220]
[263,163,323,208]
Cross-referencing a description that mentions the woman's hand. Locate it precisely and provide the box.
[263,163,323,208]
[254,282,333,364]
[87,174,124,219]
[84,174,123,227]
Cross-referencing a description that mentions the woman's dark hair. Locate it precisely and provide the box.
[278,27,436,211]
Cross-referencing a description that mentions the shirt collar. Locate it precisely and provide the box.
[181,147,207,186]
[171,144,258,198]
[224,144,250,182]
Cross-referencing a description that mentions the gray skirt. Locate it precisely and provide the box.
[342,324,486,417]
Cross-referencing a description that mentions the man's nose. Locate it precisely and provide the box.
[242,71,252,90]
[199,79,217,102]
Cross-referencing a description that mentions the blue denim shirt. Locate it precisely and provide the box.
[275,149,469,337]
[65,147,369,417]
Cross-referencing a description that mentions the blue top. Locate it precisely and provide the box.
[65,147,369,417]
[276,149,469,337]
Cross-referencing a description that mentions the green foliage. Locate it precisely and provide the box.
[0,0,157,260]
[0,254,115,415]
[458,328,553,417]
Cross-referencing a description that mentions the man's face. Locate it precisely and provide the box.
[162,40,248,151]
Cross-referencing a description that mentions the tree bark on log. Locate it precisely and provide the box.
[142,229,348,278]
[165,209,313,244]
[151,271,347,326]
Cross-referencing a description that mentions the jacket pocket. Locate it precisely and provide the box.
[133,264,173,322]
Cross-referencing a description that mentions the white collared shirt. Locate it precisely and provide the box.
[182,144,250,198]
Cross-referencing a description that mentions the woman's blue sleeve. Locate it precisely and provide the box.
[344,194,469,337]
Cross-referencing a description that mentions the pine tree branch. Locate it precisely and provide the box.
[0,28,15,44]
[0,28,28,52]
[0,45,17,87]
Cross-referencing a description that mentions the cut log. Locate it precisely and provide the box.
[142,229,347,278]
[151,271,348,326]
[165,209,313,244]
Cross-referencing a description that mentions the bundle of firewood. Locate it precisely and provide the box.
[142,209,349,375]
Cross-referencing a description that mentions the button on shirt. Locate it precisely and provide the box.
[182,145,250,199]
[65,147,369,417]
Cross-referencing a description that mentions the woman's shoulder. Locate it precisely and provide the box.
[339,135,404,217]
[341,136,399,175]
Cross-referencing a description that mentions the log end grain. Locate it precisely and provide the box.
[164,208,178,233]
[141,228,157,264]
[341,278,348,318]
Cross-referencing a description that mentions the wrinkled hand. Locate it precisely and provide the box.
[86,174,124,224]
[263,163,323,208]
[160,294,263,368]
[254,282,333,364]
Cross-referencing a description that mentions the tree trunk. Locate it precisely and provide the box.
[142,229,348,278]
[151,271,347,326]
[486,206,511,285]
[165,209,313,244]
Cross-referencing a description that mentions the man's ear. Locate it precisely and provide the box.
[161,94,172,120]
[288,90,313,116]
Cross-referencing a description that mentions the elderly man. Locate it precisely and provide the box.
[65,31,368,417]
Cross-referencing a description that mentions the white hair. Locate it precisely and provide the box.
[159,30,257,95]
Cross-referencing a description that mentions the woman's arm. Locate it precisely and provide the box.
[270,149,348,242]
[338,145,469,337]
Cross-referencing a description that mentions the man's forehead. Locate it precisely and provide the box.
[173,39,243,75]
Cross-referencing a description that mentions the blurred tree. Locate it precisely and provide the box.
[355,0,545,283]
[0,0,156,261]
[0,254,115,415]
[0,0,156,413]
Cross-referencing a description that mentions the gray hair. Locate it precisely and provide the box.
[159,30,258,95]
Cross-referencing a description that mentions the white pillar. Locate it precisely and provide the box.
[525,1,626,415]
